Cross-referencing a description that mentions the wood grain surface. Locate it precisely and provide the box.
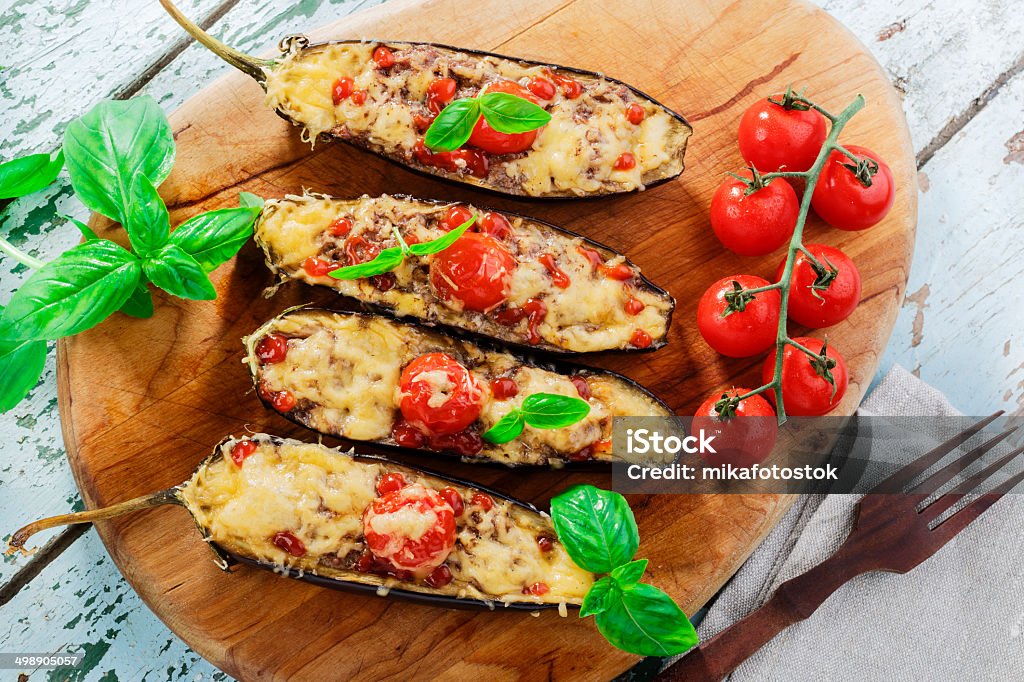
[54,0,914,678]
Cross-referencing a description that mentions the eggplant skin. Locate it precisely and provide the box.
[263,39,692,198]
[255,193,675,354]
[181,434,593,610]
[244,308,674,467]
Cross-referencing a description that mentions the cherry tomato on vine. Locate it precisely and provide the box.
[430,233,516,311]
[710,172,799,256]
[693,388,777,468]
[362,484,456,574]
[697,274,781,358]
[778,244,861,328]
[761,336,848,416]
[811,145,895,230]
[399,353,483,435]
[738,96,827,172]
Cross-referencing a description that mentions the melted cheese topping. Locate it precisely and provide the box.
[264,42,690,197]
[182,436,593,605]
[255,193,673,352]
[245,310,672,466]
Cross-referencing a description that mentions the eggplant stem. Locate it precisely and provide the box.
[159,0,274,83]
[6,488,180,554]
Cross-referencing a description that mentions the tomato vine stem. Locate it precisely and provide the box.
[734,93,866,423]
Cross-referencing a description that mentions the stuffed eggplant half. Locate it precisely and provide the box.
[245,309,673,466]
[256,194,674,353]
[8,435,593,611]
[160,1,692,198]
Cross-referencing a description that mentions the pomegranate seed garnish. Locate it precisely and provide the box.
[425,563,454,588]
[624,296,646,315]
[372,46,395,69]
[471,493,494,512]
[332,77,354,105]
[625,102,645,125]
[377,472,406,495]
[614,152,637,170]
[230,439,258,466]
[439,487,464,516]
[329,217,352,237]
[271,390,296,412]
[272,531,306,557]
[630,328,653,348]
[570,376,592,400]
[489,377,519,400]
[255,333,288,364]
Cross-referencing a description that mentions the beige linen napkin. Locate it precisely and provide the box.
[691,365,1024,681]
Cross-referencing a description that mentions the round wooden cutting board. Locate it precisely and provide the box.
[56,0,915,679]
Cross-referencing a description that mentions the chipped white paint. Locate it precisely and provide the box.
[0,0,1022,679]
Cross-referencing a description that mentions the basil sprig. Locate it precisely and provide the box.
[482,392,591,444]
[0,95,262,412]
[551,485,699,657]
[329,213,477,281]
[424,90,551,152]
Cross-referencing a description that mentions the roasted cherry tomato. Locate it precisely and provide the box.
[413,141,489,178]
[440,204,474,232]
[272,530,306,557]
[738,96,827,172]
[614,152,637,171]
[468,117,538,154]
[811,145,895,231]
[692,388,777,468]
[762,336,848,416]
[331,77,354,105]
[399,353,483,435]
[377,472,407,495]
[478,211,512,240]
[697,274,781,357]
[527,77,556,100]
[625,102,645,125]
[255,333,288,364]
[230,439,258,466]
[430,232,516,311]
[362,484,456,574]
[710,174,799,257]
[489,377,519,400]
[483,80,539,104]
[778,244,861,328]
[426,77,457,113]
[372,45,395,69]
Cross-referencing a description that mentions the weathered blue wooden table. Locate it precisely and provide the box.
[1,0,1021,679]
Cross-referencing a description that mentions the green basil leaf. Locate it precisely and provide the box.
[520,393,591,429]
[579,576,616,618]
[239,191,264,209]
[550,485,638,573]
[1,240,140,340]
[119,282,154,319]
[63,96,175,225]
[0,315,47,412]
[328,247,405,280]
[407,214,477,256]
[481,410,525,444]
[0,150,64,199]
[143,244,216,301]
[168,207,259,272]
[64,216,99,241]
[594,582,698,657]
[124,173,170,255]
[424,98,480,152]
[478,92,551,134]
[610,558,648,585]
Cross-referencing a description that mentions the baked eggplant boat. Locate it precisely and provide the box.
[257,193,674,353]
[245,308,673,466]
[8,435,593,611]
[160,0,692,198]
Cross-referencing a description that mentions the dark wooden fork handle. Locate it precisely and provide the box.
[659,547,865,681]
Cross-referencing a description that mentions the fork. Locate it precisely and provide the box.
[658,412,1024,682]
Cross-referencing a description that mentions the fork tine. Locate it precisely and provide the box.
[906,427,1018,496]
[931,466,1024,542]
[920,444,1024,521]
[870,412,1004,494]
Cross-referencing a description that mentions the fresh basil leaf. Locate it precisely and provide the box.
[407,214,477,256]
[63,96,175,225]
[64,216,99,241]
[610,558,648,585]
[478,92,551,134]
[168,207,259,272]
[580,576,616,618]
[119,282,154,319]
[329,247,405,280]
[424,98,480,152]
[550,485,638,573]
[239,191,264,209]
[481,410,525,444]
[124,173,170,255]
[143,244,216,301]
[0,150,64,199]
[1,240,140,340]
[0,314,47,412]
[520,393,590,429]
[594,582,698,657]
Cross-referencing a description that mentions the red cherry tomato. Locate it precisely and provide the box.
[527,77,556,100]
[413,140,489,178]
[399,353,483,435]
[230,439,258,466]
[483,80,539,104]
[440,205,474,232]
[350,90,367,105]
[329,217,352,237]
[697,275,781,357]
[470,492,494,511]
[430,233,516,311]
[570,376,592,400]
[547,70,582,99]
[331,77,353,105]
[303,257,340,277]
[426,77,457,113]
[425,564,454,587]
[372,46,395,69]
[625,103,645,125]
[271,390,296,412]
[624,296,645,315]
[762,336,848,416]
[255,333,288,364]
[811,145,895,231]
[738,97,827,172]
[489,377,519,400]
[478,211,513,240]
[778,244,861,328]
[391,420,427,449]
[525,582,550,596]
[710,175,799,257]
[428,431,484,457]
[468,117,538,154]
[272,530,307,557]
[630,328,653,349]
[377,472,407,495]
[439,487,465,516]
[692,389,777,468]
[614,152,637,170]
[362,484,456,573]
